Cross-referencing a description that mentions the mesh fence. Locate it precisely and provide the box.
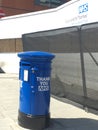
[22,22,98,110]
[81,23,98,110]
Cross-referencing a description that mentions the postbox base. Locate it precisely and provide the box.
[18,111,50,130]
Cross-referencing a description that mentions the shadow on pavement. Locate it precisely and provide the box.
[0,67,5,73]
[45,118,98,130]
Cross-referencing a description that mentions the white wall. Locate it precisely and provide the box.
[0,0,97,39]
[0,53,19,73]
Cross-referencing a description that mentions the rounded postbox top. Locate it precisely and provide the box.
[18,51,55,61]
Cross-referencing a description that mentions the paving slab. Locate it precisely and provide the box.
[0,74,98,130]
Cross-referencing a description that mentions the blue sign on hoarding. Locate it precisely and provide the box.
[79,3,88,14]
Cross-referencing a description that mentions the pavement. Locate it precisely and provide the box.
[0,74,98,130]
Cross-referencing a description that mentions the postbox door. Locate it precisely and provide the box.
[19,62,31,114]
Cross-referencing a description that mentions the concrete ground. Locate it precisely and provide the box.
[0,74,98,130]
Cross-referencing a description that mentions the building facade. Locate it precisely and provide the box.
[0,0,70,53]
[0,0,70,17]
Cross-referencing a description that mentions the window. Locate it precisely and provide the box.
[35,0,67,8]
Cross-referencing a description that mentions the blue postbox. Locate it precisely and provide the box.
[18,51,55,130]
